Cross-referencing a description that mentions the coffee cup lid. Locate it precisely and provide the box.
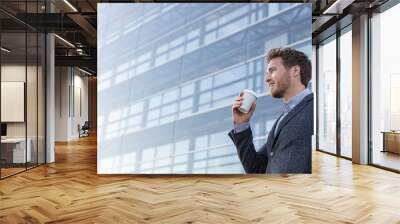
[242,89,257,98]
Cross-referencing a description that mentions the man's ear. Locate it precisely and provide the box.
[290,65,301,79]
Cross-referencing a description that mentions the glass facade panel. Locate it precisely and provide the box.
[371,4,400,171]
[317,36,337,154]
[339,27,352,158]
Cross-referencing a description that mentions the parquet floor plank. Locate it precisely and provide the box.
[1,135,400,223]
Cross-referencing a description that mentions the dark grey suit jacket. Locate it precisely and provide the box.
[228,94,313,174]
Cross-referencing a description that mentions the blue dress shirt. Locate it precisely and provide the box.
[234,88,312,134]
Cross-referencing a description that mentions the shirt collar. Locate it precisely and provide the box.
[283,88,312,113]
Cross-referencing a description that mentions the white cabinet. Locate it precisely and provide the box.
[1,138,32,163]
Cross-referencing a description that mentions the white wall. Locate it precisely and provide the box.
[73,73,89,136]
[55,67,89,141]
[1,65,34,138]
[1,65,26,137]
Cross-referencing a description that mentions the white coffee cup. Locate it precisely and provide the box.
[239,89,257,113]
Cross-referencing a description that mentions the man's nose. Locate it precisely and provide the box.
[265,74,271,83]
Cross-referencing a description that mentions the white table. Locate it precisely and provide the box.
[1,138,31,163]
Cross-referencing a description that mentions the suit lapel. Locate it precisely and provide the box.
[267,112,284,150]
[272,94,313,147]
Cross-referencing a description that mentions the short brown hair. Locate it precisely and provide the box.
[266,47,311,87]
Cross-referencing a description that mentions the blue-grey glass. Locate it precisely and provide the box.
[98,3,312,174]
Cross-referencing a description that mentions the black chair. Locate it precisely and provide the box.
[79,121,90,138]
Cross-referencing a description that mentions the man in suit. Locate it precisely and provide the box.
[228,47,313,174]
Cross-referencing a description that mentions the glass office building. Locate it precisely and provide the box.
[98,3,312,174]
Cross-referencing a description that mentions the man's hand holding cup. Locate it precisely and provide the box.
[232,89,257,124]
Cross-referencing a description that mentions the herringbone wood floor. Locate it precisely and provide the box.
[1,135,400,224]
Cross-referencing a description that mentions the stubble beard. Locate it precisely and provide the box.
[270,74,290,99]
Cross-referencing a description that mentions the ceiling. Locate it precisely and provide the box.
[0,0,391,75]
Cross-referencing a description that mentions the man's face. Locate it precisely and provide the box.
[265,57,291,98]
